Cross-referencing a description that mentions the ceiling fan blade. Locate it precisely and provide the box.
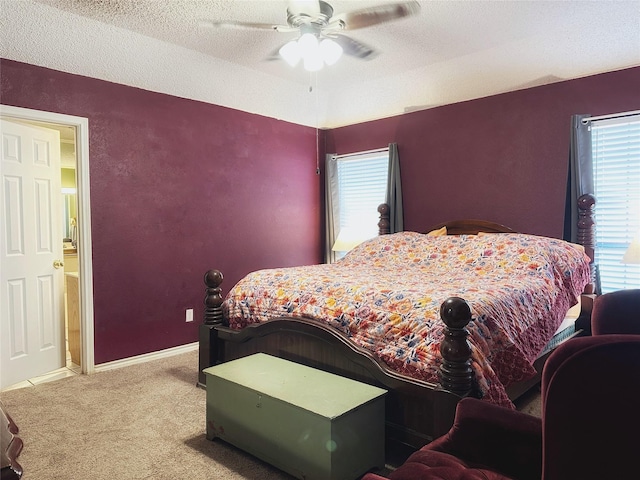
[199,20,296,33]
[332,1,421,30]
[265,43,286,62]
[330,34,378,60]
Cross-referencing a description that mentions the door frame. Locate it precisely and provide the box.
[1,105,95,374]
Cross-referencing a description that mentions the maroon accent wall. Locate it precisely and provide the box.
[3,59,639,364]
[1,59,322,364]
[326,67,640,237]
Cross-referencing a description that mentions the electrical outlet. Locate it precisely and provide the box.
[185,308,194,322]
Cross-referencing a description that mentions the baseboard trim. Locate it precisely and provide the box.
[94,342,198,373]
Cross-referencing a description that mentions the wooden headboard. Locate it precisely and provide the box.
[377,198,595,249]
[377,194,597,295]
[376,204,515,236]
[427,219,515,235]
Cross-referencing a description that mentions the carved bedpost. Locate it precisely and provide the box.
[198,269,225,387]
[576,194,597,334]
[439,297,474,398]
[378,203,390,235]
[204,269,225,325]
[577,194,596,294]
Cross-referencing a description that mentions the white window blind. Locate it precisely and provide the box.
[334,150,389,253]
[592,115,640,293]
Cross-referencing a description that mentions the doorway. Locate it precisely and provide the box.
[1,105,95,383]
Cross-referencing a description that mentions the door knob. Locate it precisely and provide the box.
[53,259,64,269]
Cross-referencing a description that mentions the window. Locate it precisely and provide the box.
[327,149,389,260]
[325,144,402,263]
[591,114,640,292]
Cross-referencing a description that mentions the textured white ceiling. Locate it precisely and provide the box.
[2,1,639,128]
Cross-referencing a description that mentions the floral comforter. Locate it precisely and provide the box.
[224,232,591,407]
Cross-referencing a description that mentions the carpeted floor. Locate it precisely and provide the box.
[1,350,542,480]
[513,385,543,417]
[0,350,291,480]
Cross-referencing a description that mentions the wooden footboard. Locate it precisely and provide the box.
[199,276,477,447]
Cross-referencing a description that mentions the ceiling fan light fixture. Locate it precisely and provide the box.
[291,32,325,71]
[279,29,345,71]
[279,40,301,66]
[297,32,319,56]
[319,38,343,65]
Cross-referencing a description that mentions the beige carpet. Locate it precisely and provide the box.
[1,350,542,480]
[0,350,291,480]
[514,386,543,418]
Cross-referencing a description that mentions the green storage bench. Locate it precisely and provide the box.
[204,353,387,480]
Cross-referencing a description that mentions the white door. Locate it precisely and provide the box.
[1,119,65,389]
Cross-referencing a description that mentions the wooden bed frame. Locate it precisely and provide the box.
[198,194,596,449]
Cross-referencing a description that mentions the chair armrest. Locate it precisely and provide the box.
[425,397,542,480]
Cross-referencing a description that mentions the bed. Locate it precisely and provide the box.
[198,194,596,449]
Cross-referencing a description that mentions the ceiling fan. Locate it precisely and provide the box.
[201,0,421,71]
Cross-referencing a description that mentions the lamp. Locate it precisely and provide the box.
[622,236,640,264]
[332,228,368,252]
[279,33,343,71]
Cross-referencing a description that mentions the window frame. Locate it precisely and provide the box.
[326,148,390,261]
[590,114,640,292]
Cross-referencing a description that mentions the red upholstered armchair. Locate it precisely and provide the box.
[591,288,640,335]
[363,334,640,480]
